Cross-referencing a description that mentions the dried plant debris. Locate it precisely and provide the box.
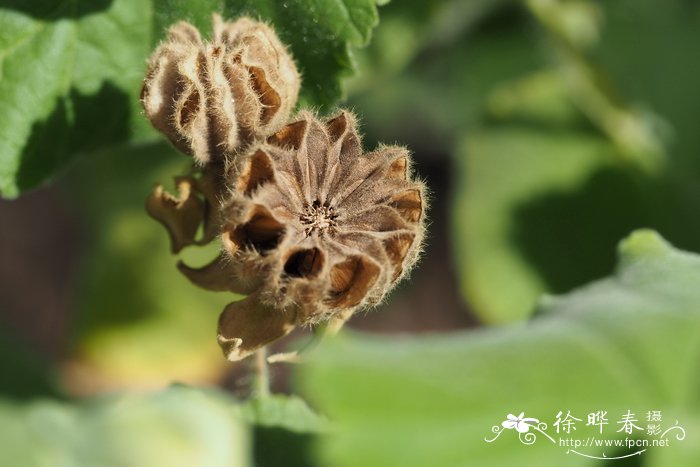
[141,14,300,165]
[144,15,427,361]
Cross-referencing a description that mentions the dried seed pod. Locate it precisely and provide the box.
[181,110,426,360]
[141,14,301,165]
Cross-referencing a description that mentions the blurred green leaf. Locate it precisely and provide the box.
[0,0,153,198]
[349,3,545,153]
[0,385,251,467]
[240,393,326,467]
[453,125,650,323]
[0,330,60,400]
[451,0,700,324]
[241,394,329,434]
[155,0,386,108]
[590,0,700,172]
[525,0,667,170]
[65,142,232,387]
[348,0,512,92]
[301,230,700,467]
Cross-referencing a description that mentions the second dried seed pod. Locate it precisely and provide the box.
[179,111,426,360]
[141,14,301,165]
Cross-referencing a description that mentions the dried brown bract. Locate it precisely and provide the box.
[146,169,222,253]
[180,111,426,360]
[141,14,300,165]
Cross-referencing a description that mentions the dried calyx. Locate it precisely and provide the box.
[144,15,427,362]
[179,111,425,360]
[141,14,300,165]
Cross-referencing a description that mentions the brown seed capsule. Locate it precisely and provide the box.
[180,110,426,360]
[141,14,301,165]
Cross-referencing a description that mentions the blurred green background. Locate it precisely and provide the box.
[1,0,700,466]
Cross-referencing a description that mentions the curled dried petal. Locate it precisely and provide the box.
[146,178,204,253]
[218,293,297,361]
[178,253,261,295]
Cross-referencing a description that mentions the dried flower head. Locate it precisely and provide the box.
[179,110,426,360]
[141,14,300,165]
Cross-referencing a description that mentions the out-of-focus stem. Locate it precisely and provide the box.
[251,348,270,398]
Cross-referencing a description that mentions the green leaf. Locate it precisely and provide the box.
[0,385,251,467]
[453,125,651,323]
[0,0,153,197]
[154,0,384,108]
[300,230,700,467]
[241,394,329,434]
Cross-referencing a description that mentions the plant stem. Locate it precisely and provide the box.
[251,348,270,398]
